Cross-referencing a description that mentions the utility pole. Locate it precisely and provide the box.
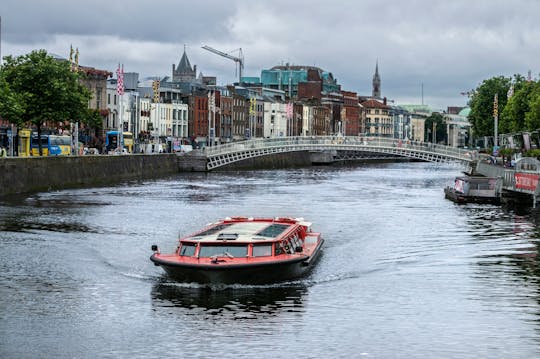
[493,93,499,147]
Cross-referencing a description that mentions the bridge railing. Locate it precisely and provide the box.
[203,136,476,162]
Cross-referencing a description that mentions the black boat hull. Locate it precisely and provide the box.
[151,239,324,284]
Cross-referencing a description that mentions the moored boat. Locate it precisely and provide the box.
[150,216,324,284]
[444,176,501,204]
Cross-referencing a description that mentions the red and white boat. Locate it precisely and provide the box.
[150,216,324,284]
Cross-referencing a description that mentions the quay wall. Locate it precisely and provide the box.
[213,151,313,171]
[0,154,179,197]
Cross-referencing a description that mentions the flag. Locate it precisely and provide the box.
[152,80,160,103]
[249,97,256,115]
[116,64,124,96]
[286,102,293,119]
[507,84,514,99]
[493,93,498,118]
[208,91,215,112]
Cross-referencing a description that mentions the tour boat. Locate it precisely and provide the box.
[444,176,501,204]
[150,216,324,284]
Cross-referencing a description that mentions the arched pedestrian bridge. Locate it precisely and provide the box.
[193,136,477,171]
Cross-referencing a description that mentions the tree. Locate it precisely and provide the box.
[0,50,91,155]
[468,76,512,138]
[524,81,540,131]
[0,75,26,126]
[500,75,532,133]
[424,112,447,143]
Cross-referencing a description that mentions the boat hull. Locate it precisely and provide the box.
[151,239,324,284]
[444,186,500,204]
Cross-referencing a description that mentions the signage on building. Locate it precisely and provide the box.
[515,173,540,191]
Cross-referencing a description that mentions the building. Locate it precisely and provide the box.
[372,62,381,99]
[188,90,210,144]
[391,106,412,140]
[172,47,197,83]
[341,90,360,136]
[260,65,340,99]
[263,98,287,138]
[361,98,393,137]
[217,87,233,143]
[401,104,432,142]
[321,92,344,135]
[311,105,331,136]
[445,107,471,147]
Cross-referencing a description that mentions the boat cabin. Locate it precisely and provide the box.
[177,217,310,259]
[452,176,499,197]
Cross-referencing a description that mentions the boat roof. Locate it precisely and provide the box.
[184,217,309,243]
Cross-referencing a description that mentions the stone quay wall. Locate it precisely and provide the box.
[0,154,179,197]
[212,151,313,171]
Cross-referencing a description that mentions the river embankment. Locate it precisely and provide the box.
[0,154,179,197]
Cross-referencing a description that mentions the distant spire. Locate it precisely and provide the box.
[172,45,196,82]
[372,60,381,99]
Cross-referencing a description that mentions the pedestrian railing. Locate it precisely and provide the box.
[202,136,477,170]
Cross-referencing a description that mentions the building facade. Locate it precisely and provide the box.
[172,47,197,83]
[362,99,393,137]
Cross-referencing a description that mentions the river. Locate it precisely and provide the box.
[1,162,540,358]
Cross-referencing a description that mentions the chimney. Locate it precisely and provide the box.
[383,97,387,105]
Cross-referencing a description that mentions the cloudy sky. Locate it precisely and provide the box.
[2,0,539,109]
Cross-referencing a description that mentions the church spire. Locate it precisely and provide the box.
[372,61,381,99]
[172,45,197,82]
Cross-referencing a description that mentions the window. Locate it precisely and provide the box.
[198,245,248,258]
[257,224,290,238]
[252,244,272,257]
[179,243,196,256]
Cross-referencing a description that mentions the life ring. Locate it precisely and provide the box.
[284,244,290,253]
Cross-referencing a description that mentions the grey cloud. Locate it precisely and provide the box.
[2,0,540,109]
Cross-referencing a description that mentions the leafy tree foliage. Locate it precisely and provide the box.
[0,50,91,154]
[500,75,533,133]
[85,108,104,132]
[468,76,511,138]
[524,82,540,131]
[0,75,26,125]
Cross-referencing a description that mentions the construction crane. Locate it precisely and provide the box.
[201,45,244,83]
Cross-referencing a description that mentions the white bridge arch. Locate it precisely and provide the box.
[201,136,477,171]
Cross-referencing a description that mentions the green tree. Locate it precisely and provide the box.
[524,81,540,130]
[0,50,91,155]
[468,76,512,138]
[424,112,447,143]
[0,75,26,125]
[500,75,533,133]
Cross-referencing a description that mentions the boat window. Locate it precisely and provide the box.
[305,236,318,244]
[252,244,272,257]
[217,233,238,240]
[179,243,196,256]
[198,245,248,258]
[291,235,300,249]
[196,223,232,236]
[257,224,290,238]
[274,243,284,256]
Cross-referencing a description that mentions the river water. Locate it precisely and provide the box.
[1,162,540,358]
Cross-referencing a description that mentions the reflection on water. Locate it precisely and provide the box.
[151,280,307,318]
